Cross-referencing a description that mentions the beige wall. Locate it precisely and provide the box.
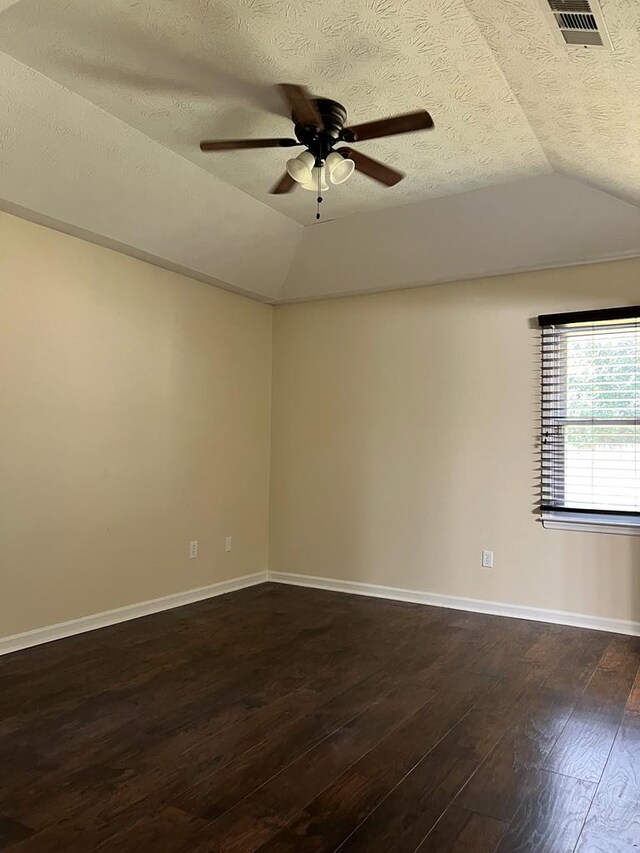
[270,259,640,623]
[3,209,640,639]
[0,213,272,636]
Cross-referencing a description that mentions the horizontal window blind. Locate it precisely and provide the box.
[539,306,640,516]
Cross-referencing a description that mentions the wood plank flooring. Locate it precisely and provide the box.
[1,583,639,852]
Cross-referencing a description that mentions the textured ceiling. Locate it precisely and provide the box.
[0,0,638,223]
[465,0,640,207]
[0,0,552,223]
[0,0,639,301]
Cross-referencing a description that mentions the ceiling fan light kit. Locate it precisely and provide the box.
[286,150,315,183]
[199,84,434,220]
[301,166,329,192]
[326,151,355,185]
[287,151,355,189]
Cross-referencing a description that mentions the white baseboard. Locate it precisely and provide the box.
[5,568,638,657]
[268,571,640,637]
[0,571,268,657]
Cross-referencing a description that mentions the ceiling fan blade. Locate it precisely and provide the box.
[337,148,405,187]
[343,110,434,142]
[199,138,300,151]
[270,172,297,194]
[278,84,324,130]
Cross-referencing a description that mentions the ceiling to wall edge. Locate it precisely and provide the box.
[5,190,640,309]
[271,249,640,305]
[0,198,274,304]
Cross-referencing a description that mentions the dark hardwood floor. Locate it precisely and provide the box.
[1,583,639,852]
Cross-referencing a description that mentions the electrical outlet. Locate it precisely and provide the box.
[225,536,232,553]
[482,549,493,569]
[189,540,198,559]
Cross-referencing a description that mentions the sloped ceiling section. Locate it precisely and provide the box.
[283,173,640,300]
[0,52,300,301]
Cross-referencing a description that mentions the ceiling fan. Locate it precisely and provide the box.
[199,84,434,217]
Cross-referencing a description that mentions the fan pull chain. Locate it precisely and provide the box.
[316,163,323,221]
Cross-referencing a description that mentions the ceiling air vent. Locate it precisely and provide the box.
[540,0,612,48]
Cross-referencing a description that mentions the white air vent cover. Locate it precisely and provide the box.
[540,0,612,48]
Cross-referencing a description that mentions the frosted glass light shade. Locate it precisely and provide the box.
[301,166,329,191]
[326,151,355,184]
[286,151,314,183]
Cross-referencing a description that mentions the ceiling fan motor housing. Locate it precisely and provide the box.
[294,98,349,163]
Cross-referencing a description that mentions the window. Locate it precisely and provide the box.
[539,305,640,533]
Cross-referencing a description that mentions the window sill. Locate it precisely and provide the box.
[541,512,640,536]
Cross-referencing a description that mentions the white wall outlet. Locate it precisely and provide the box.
[189,540,198,559]
[482,549,494,569]
[225,536,232,553]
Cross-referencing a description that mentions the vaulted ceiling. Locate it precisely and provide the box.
[0,0,639,301]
